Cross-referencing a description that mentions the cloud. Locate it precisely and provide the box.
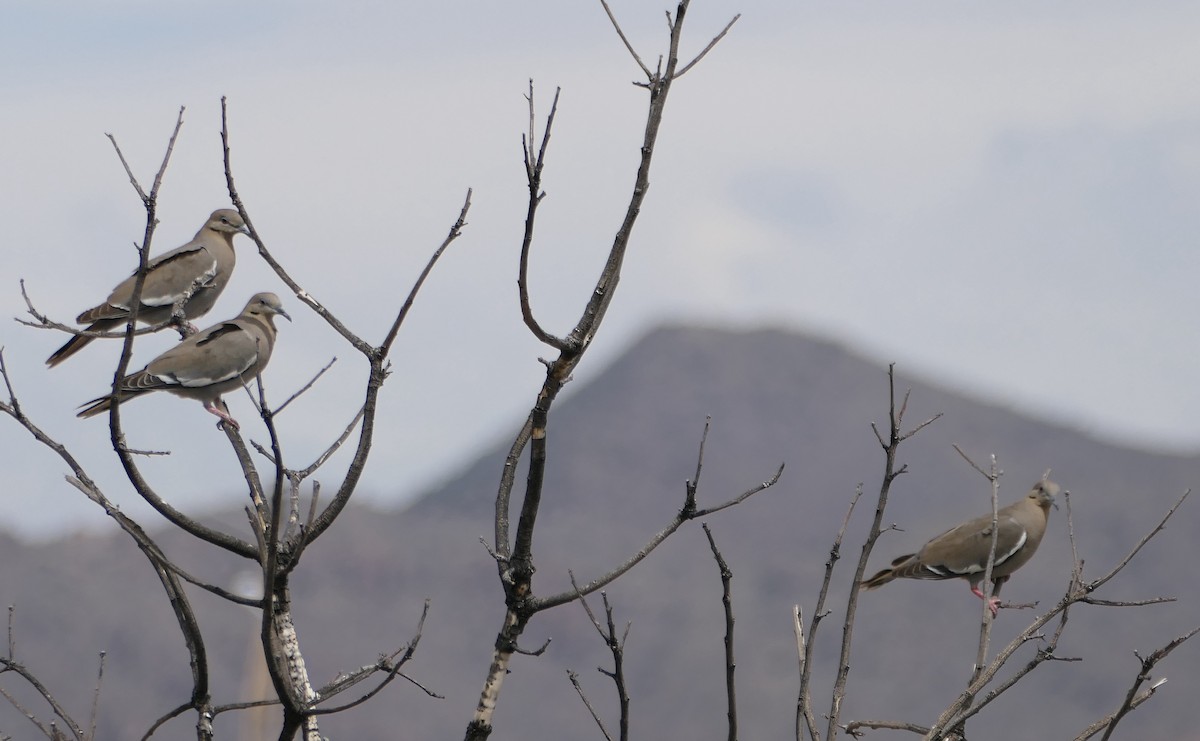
[4,1,1200,537]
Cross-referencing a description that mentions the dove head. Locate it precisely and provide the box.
[1030,480,1059,511]
[207,208,250,236]
[244,292,291,323]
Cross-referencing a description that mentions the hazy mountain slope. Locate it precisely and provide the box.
[2,326,1196,740]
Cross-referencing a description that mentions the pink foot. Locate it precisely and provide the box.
[203,400,240,430]
[970,585,1000,617]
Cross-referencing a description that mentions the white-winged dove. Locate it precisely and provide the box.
[77,293,290,430]
[47,209,249,367]
[860,480,1059,616]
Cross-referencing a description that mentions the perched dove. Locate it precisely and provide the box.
[47,209,249,367]
[860,480,1059,616]
[77,293,290,430]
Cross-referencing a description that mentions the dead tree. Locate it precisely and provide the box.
[2,2,777,739]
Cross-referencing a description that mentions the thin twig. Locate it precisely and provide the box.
[273,357,337,416]
[702,523,737,741]
[88,651,106,741]
[535,464,782,610]
[844,719,930,738]
[567,671,614,741]
[673,14,741,79]
[1096,625,1200,741]
[139,702,192,741]
[828,366,936,740]
[313,600,438,714]
[566,577,628,741]
[379,188,472,355]
[798,485,862,741]
[517,85,570,351]
[599,0,651,77]
[0,657,86,740]
[969,455,1002,694]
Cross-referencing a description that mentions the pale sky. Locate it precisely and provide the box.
[3,1,1200,537]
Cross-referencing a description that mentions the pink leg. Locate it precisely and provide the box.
[969,584,1000,617]
[203,399,240,430]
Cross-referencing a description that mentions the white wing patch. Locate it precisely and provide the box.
[952,530,1027,575]
[155,355,255,388]
[149,325,259,388]
[142,262,218,307]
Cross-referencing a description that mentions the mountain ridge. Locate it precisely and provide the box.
[2,324,1196,740]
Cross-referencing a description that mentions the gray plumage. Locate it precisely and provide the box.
[860,480,1059,615]
[78,293,290,429]
[47,209,248,367]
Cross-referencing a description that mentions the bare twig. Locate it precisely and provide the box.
[312,599,438,714]
[104,106,185,205]
[793,605,809,741]
[703,524,737,741]
[1095,626,1200,741]
[567,671,614,741]
[535,463,782,610]
[273,357,337,416]
[299,192,474,547]
[673,13,741,79]
[568,578,630,741]
[282,482,322,574]
[88,651,106,740]
[827,366,937,740]
[59,474,212,733]
[518,84,569,351]
[139,702,192,741]
[17,279,192,340]
[967,455,1002,696]
[1087,490,1191,593]
[797,485,862,741]
[0,657,86,740]
[252,402,366,487]
[844,719,931,738]
[599,0,651,77]
[379,189,472,355]
[221,98,371,356]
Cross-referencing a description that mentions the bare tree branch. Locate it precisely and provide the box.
[517,84,569,351]
[535,461,782,610]
[312,599,437,714]
[826,365,936,740]
[220,97,371,356]
[272,357,337,417]
[1094,625,1200,741]
[471,12,749,734]
[844,719,931,738]
[0,656,86,741]
[702,523,738,741]
[673,13,740,79]
[797,485,862,741]
[568,579,629,741]
[599,0,652,77]
[567,671,615,741]
[379,188,472,355]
